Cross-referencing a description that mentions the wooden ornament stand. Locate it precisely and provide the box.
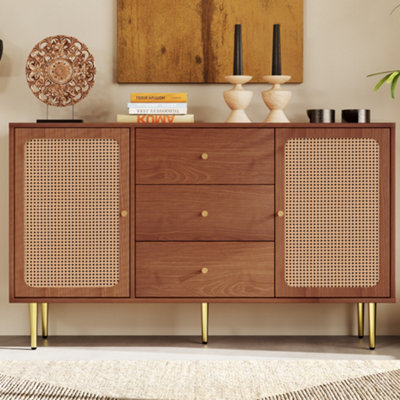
[223,75,253,122]
[262,75,292,122]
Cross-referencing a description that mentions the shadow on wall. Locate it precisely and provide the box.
[0,37,33,94]
[77,70,114,122]
[0,38,11,93]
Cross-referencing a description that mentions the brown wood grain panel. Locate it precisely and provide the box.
[9,126,15,301]
[130,127,135,299]
[275,128,391,298]
[12,128,131,299]
[136,128,274,184]
[136,185,274,241]
[119,129,131,299]
[14,128,26,300]
[390,126,396,299]
[9,122,396,130]
[8,296,395,303]
[117,0,303,83]
[136,242,274,297]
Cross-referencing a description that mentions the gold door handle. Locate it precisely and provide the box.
[120,210,128,217]
[277,210,284,217]
[201,153,208,160]
[201,267,208,274]
[201,210,208,217]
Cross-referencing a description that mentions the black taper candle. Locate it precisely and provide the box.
[233,24,243,75]
[272,24,281,75]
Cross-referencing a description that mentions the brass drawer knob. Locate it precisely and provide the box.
[201,153,208,160]
[201,267,208,274]
[120,210,128,217]
[201,210,208,217]
[277,210,284,217]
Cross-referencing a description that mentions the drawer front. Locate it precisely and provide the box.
[136,242,274,298]
[136,185,274,241]
[136,128,274,184]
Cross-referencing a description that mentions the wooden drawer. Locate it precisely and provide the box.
[136,128,274,184]
[136,242,274,298]
[136,185,274,241]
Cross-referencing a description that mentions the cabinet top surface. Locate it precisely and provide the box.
[9,122,395,129]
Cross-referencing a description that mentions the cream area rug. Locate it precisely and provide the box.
[264,369,400,399]
[0,360,399,400]
[0,373,116,400]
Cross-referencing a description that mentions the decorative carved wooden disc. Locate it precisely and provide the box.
[26,35,96,107]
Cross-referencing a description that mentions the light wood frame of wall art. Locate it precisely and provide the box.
[117,0,303,83]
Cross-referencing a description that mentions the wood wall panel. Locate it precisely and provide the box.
[117,0,303,83]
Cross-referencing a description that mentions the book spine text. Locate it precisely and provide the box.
[117,114,194,123]
[130,93,187,102]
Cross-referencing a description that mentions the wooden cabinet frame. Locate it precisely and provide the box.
[275,127,393,299]
[9,123,395,304]
[10,126,131,300]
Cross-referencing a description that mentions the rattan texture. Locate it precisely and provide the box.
[24,139,120,288]
[284,138,379,288]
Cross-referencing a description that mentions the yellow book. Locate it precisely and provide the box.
[130,93,187,103]
[117,114,194,123]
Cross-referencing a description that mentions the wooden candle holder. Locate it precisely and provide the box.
[223,75,253,122]
[262,75,292,122]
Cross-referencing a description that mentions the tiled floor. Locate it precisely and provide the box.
[0,336,399,360]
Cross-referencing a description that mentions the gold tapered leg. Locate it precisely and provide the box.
[357,303,364,338]
[41,303,48,339]
[368,303,376,350]
[201,303,209,344]
[29,303,37,350]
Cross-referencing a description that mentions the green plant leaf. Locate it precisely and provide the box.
[367,70,397,77]
[391,73,400,98]
[390,3,400,15]
[373,73,393,91]
[386,71,399,83]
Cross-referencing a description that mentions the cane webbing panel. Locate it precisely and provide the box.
[24,138,120,288]
[284,138,379,288]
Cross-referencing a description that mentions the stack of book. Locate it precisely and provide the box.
[117,92,194,123]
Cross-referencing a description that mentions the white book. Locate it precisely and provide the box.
[117,114,194,123]
[127,102,187,108]
[128,102,187,114]
[129,108,187,115]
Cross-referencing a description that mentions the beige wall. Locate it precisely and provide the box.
[0,0,399,336]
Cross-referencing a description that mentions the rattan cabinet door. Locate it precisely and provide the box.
[275,128,391,298]
[12,128,130,299]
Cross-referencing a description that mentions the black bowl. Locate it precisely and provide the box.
[307,109,335,123]
[341,109,370,123]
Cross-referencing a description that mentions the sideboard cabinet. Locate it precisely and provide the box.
[9,123,395,349]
